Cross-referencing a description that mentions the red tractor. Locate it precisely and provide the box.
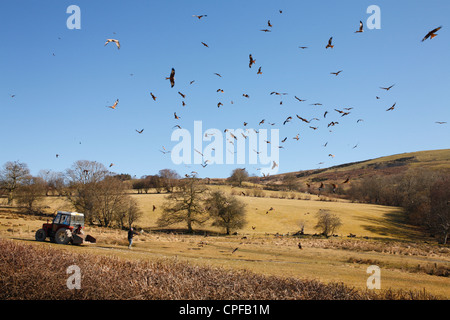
[35,211,95,245]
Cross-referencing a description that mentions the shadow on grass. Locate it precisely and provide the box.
[144,227,228,237]
[357,208,427,241]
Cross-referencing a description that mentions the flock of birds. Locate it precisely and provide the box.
[99,16,445,181]
[7,10,446,181]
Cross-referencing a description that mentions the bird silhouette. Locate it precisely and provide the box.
[422,26,442,42]
[107,99,119,109]
[192,14,207,19]
[166,68,175,88]
[355,21,364,33]
[326,37,334,49]
[104,39,120,49]
[249,54,256,68]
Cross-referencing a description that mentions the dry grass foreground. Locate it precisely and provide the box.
[0,239,440,300]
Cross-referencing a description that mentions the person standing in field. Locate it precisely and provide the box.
[128,227,139,249]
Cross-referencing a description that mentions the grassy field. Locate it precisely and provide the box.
[1,187,449,299]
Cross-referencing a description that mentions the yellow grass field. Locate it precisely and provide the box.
[1,188,449,298]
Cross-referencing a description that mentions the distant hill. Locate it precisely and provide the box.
[262,149,450,186]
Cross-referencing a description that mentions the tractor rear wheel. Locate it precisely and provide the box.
[55,228,71,245]
[35,229,46,242]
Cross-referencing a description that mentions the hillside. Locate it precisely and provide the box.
[263,149,450,186]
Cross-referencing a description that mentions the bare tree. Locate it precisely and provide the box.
[15,176,46,213]
[0,161,30,205]
[92,176,129,227]
[38,170,66,196]
[66,160,109,185]
[157,175,208,233]
[205,190,247,235]
[314,209,342,237]
[65,160,110,224]
[428,178,450,244]
[228,168,249,187]
[158,169,180,193]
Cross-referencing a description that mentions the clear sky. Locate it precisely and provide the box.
[0,0,449,179]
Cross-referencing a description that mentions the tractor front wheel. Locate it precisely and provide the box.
[55,228,71,245]
[35,229,46,242]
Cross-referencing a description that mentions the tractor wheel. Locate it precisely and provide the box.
[55,228,72,245]
[35,229,46,242]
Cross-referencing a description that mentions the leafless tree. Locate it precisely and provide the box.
[228,168,249,187]
[205,190,247,235]
[157,175,208,233]
[0,161,30,205]
[314,209,342,237]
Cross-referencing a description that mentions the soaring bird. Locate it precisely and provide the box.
[298,46,308,49]
[174,112,180,119]
[136,129,144,134]
[326,37,334,49]
[107,99,119,109]
[272,161,278,170]
[201,42,209,48]
[104,39,120,49]
[270,91,288,96]
[283,116,292,125]
[295,96,306,102]
[331,70,343,76]
[281,137,287,143]
[150,92,157,101]
[259,119,265,125]
[355,21,364,33]
[214,73,222,77]
[435,121,447,124]
[193,14,207,19]
[324,111,328,118]
[327,121,339,127]
[166,68,175,87]
[380,84,395,91]
[249,54,256,68]
[296,115,310,123]
[260,29,271,32]
[386,103,396,111]
[178,92,186,98]
[422,26,442,42]
[293,134,300,141]
[257,66,262,74]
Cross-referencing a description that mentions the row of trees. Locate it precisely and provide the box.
[346,169,450,244]
[0,160,143,228]
[132,169,180,194]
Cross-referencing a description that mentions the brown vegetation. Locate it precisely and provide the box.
[0,239,440,300]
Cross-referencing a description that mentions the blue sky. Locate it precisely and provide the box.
[0,0,449,179]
